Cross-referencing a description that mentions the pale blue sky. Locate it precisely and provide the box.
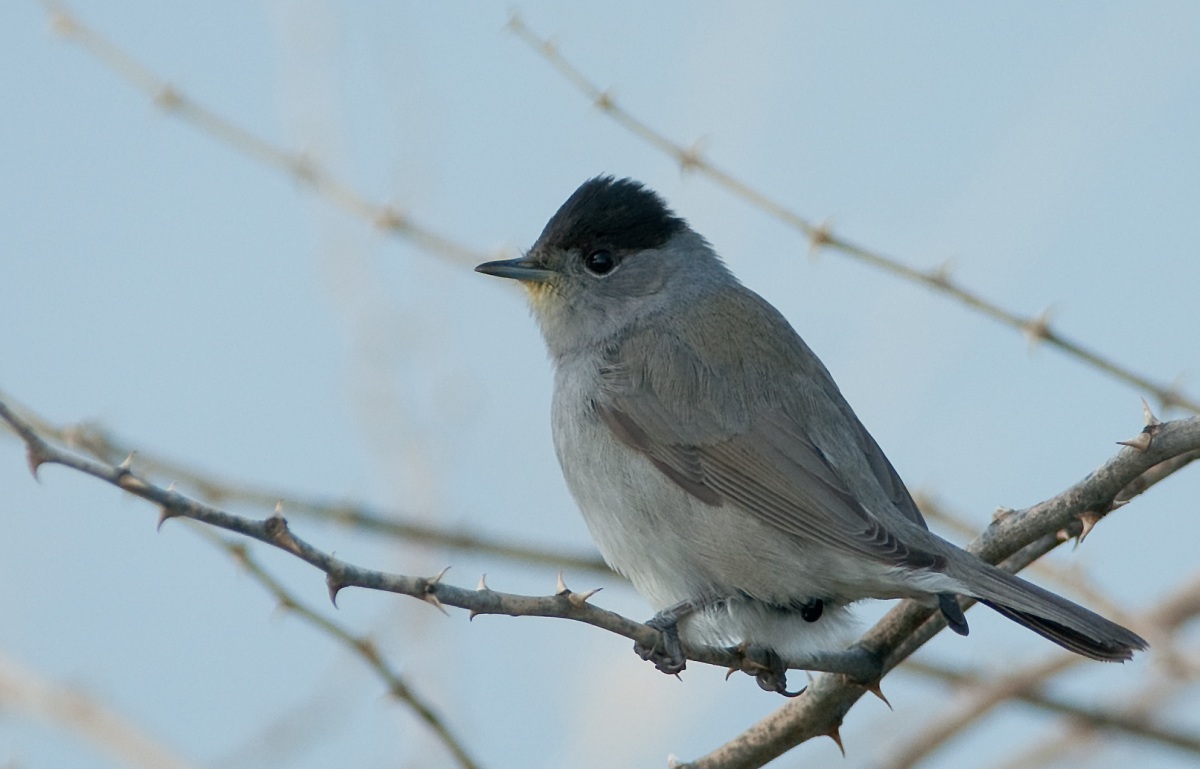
[2,3,1199,768]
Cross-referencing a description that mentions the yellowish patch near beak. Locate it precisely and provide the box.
[522,279,556,313]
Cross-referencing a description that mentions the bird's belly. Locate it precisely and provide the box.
[552,401,892,611]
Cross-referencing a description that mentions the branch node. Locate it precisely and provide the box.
[48,8,78,38]
[1118,410,1161,452]
[808,219,833,261]
[677,140,705,173]
[153,84,182,111]
[1023,307,1054,348]
[421,567,451,616]
[927,258,955,288]
[992,505,1017,522]
[374,205,408,233]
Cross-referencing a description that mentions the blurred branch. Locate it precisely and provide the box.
[507,13,1199,417]
[0,652,198,769]
[5,394,1200,768]
[192,527,482,769]
[898,640,1200,766]
[39,0,492,268]
[0,394,610,575]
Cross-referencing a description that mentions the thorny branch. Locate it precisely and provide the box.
[4,394,1200,768]
[506,13,1199,417]
[39,0,493,269]
[681,408,1200,769]
[35,2,1197,417]
[18,6,1200,766]
[9,406,610,576]
[192,527,482,769]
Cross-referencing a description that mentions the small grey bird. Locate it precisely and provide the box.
[477,176,1145,694]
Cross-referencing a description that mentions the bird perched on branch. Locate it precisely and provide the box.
[477,176,1145,695]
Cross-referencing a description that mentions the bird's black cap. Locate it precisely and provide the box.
[533,176,686,255]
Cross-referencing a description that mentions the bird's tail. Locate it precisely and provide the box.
[952,560,1146,661]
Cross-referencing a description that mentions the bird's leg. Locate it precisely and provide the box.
[635,599,700,675]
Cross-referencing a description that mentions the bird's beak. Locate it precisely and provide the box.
[475,256,555,283]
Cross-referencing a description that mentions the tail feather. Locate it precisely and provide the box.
[955,561,1147,661]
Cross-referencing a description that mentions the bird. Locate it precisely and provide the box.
[475,176,1146,694]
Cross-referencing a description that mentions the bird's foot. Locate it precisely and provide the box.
[729,643,806,697]
[635,612,687,675]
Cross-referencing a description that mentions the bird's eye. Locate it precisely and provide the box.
[583,249,617,276]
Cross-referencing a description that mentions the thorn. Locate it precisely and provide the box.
[1141,397,1162,427]
[725,666,738,681]
[476,574,489,591]
[808,219,833,261]
[556,571,569,596]
[927,258,955,287]
[156,506,181,531]
[824,724,845,757]
[118,453,135,471]
[48,8,78,38]
[1074,511,1101,548]
[1109,498,1130,511]
[153,84,182,111]
[1056,528,1071,543]
[567,587,602,609]
[427,565,451,587]
[25,444,49,480]
[374,205,407,233]
[422,567,451,616]
[423,591,448,616]
[1023,307,1054,348]
[326,573,344,608]
[992,505,1016,522]
[667,755,681,769]
[678,139,705,172]
[271,500,285,519]
[866,682,892,710]
[1117,431,1153,452]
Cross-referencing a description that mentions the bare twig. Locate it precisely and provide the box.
[897,653,1200,765]
[193,528,482,769]
[5,393,1200,768]
[40,0,492,269]
[0,393,610,575]
[0,653,198,769]
[507,13,1199,416]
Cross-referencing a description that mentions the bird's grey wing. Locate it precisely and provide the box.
[598,397,945,571]
[841,405,928,530]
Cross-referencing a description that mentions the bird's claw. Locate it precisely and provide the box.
[731,643,806,697]
[635,614,687,675]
